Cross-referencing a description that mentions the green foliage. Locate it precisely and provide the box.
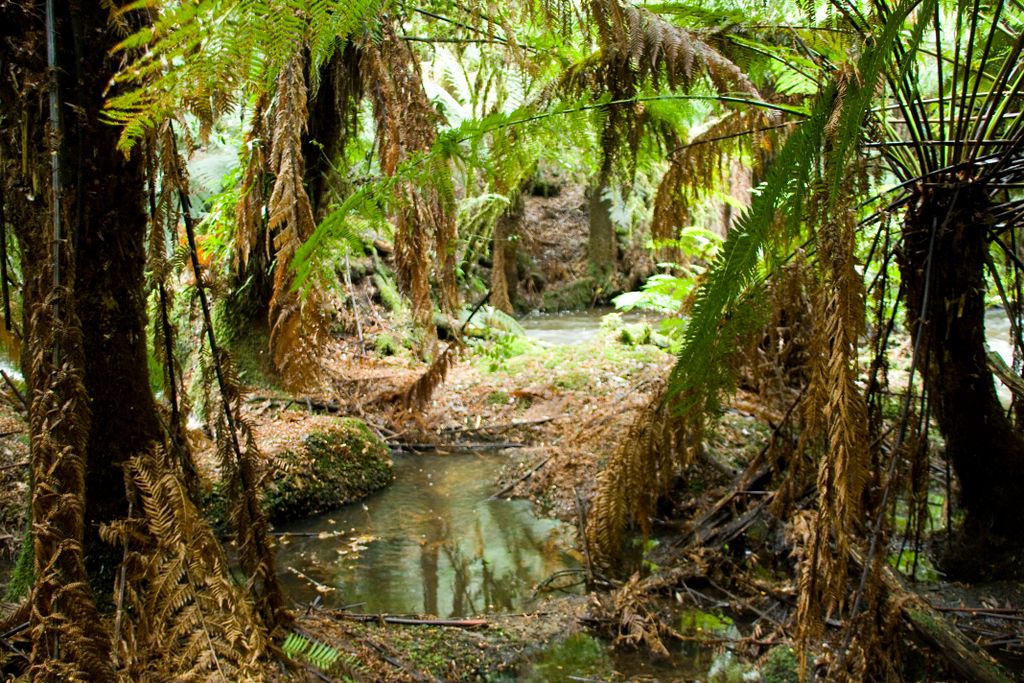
[373,267,407,316]
[373,334,400,356]
[761,646,799,683]
[292,197,378,297]
[616,323,653,346]
[106,0,386,151]
[485,390,511,405]
[614,226,724,347]
[283,630,364,678]
[463,305,533,371]
[679,609,734,636]
[524,632,614,683]
[888,550,940,582]
[283,631,341,670]
[457,193,511,280]
[4,524,33,601]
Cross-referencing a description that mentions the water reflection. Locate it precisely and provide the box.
[274,451,579,617]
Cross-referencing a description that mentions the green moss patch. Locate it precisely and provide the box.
[262,417,393,522]
[541,277,596,312]
[522,632,613,682]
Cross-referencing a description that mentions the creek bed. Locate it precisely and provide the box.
[274,450,580,617]
[520,307,659,346]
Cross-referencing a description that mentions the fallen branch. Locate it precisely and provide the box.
[489,455,552,500]
[440,415,562,435]
[327,611,487,629]
[391,441,525,453]
[0,370,26,412]
[935,605,1024,620]
[248,395,345,413]
[851,548,1015,683]
[672,462,773,548]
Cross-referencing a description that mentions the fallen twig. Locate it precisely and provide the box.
[489,455,552,500]
[0,370,26,412]
[391,441,525,453]
[439,415,562,435]
[574,486,595,585]
[936,606,1024,621]
[328,611,487,629]
[531,568,588,598]
[248,395,345,413]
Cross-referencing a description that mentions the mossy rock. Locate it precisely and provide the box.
[541,277,596,312]
[262,418,393,522]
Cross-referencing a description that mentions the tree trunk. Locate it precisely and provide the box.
[898,182,1024,577]
[588,168,617,282]
[2,0,163,591]
[74,120,163,587]
[490,198,522,314]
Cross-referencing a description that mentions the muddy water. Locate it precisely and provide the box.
[274,451,579,617]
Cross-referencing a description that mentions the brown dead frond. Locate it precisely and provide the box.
[602,572,672,656]
[391,342,461,411]
[364,22,458,342]
[586,382,699,572]
[101,449,268,681]
[554,1,765,177]
[146,130,202,503]
[266,51,327,390]
[587,1,759,97]
[236,92,272,274]
[201,346,290,631]
[652,109,777,252]
[24,276,113,681]
[790,179,871,655]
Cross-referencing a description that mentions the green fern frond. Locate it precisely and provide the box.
[283,630,366,676]
[107,0,386,152]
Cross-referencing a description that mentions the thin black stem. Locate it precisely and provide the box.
[457,94,804,144]
[666,120,796,158]
[0,193,10,332]
[46,0,63,364]
[145,142,181,429]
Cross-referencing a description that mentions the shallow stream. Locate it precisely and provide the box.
[274,450,580,617]
[520,307,655,346]
[274,308,634,615]
[271,308,754,678]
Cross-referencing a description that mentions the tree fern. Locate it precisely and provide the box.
[101,449,268,681]
[107,0,387,152]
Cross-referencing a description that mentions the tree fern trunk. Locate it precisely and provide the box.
[3,0,163,595]
[588,168,617,283]
[899,183,1024,578]
[490,199,521,314]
